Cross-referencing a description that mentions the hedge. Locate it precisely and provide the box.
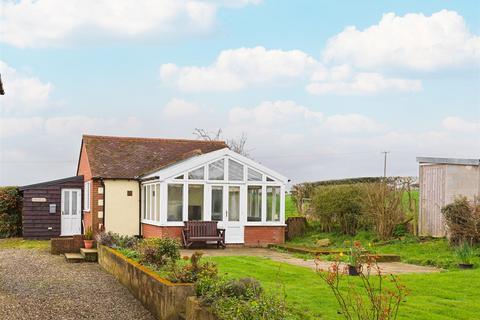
[0,186,22,238]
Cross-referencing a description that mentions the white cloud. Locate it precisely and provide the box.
[442,116,480,133]
[307,72,421,95]
[228,100,323,126]
[160,46,319,92]
[323,114,385,133]
[0,60,53,114]
[0,0,258,48]
[162,98,200,118]
[322,10,480,71]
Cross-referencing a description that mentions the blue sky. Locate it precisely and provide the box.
[1,0,479,186]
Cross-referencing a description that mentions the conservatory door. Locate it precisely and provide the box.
[212,185,244,243]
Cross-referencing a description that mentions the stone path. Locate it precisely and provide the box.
[181,247,441,275]
[0,248,154,320]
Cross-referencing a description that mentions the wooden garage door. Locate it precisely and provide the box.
[419,165,446,237]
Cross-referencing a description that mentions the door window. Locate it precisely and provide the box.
[228,186,240,221]
[72,191,78,215]
[211,186,223,221]
[188,184,204,221]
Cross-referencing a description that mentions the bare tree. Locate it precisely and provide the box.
[193,128,250,157]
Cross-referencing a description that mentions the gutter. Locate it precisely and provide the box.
[138,180,142,237]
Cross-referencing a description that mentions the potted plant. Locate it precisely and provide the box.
[347,241,363,276]
[83,227,94,249]
[456,242,474,269]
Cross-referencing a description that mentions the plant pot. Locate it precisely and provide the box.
[458,263,474,269]
[84,240,94,249]
[348,264,359,276]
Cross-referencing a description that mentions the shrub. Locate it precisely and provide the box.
[0,187,22,238]
[442,197,480,245]
[363,180,406,240]
[311,184,366,235]
[168,251,218,283]
[84,227,93,240]
[95,231,139,248]
[136,238,180,268]
[196,276,287,320]
[456,242,474,265]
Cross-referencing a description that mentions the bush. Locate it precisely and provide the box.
[136,238,180,268]
[0,187,22,238]
[196,276,287,320]
[311,184,366,235]
[442,197,480,245]
[95,231,138,248]
[168,251,217,283]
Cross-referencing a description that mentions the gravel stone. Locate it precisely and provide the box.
[0,248,155,320]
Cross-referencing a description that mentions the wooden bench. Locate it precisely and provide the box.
[182,221,226,249]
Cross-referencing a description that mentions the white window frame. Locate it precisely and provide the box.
[84,181,91,212]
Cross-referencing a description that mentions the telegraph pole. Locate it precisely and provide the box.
[382,151,390,177]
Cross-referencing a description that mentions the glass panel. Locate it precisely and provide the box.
[247,168,262,181]
[267,186,281,221]
[208,159,224,180]
[168,184,183,221]
[228,186,240,221]
[72,191,78,215]
[211,186,223,221]
[247,186,262,221]
[174,175,184,179]
[188,167,205,180]
[146,185,151,220]
[228,159,244,181]
[143,186,147,219]
[155,184,160,222]
[150,186,155,220]
[84,182,90,210]
[63,191,70,215]
[188,185,204,221]
[266,177,274,182]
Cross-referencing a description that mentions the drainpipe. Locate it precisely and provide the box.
[138,179,142,237]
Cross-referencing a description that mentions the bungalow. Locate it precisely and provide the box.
[22,135,287,246]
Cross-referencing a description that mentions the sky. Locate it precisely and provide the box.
[0,0,479,186]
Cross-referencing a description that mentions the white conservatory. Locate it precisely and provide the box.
[139,148,288,244]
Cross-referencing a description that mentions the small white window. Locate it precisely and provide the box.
[266,176,275,182]
[209,159,224,180]
[188,167,205,180]
[247,168,262,181]
[84,181,91,211]
[228,159,244,181]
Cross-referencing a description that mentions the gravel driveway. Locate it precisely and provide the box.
[0,248,155,320]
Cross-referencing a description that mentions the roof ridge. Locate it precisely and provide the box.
[82,134,227,144]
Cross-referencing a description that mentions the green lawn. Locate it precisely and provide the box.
[209,255,480,320]
[0,237,50,249]
[285,194,301,218]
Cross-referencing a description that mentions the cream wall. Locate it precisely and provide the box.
[104,180,140,236]
[445,164,480,204]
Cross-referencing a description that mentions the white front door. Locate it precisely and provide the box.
[61,188,82,236]
[212,185,244,244]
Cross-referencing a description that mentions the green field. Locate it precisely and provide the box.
[210,255,480,320]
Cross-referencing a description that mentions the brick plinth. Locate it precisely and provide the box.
[244,226,285,247]
[142,224,183,240]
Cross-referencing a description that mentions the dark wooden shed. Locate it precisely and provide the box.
[20,176,84,240]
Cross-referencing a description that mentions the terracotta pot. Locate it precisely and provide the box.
[84,240,94,249]
[348,264,359,276]
[458,263,474,269]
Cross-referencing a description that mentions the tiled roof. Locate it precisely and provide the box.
[81,135,228,179]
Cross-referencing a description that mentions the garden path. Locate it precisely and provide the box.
[181,247,442,275]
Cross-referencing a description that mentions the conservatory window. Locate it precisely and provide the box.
[267,186,281,221]
[247,168,262,181]
[145,185,151,220]
[167,184,183,221]
[209,159,224,180]
[155,184,160,222]
[211,186,223,221]
[188,185,204,221]
[266,177,275,182]
[247,186,262,222]
[174,174,184,180]
[228,159,244,181]
[188,167,204,180]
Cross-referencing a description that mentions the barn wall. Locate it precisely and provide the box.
[22,177,84,240]
[445,164,480,204]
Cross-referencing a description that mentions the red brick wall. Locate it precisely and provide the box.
[77,143,92,180]
[142,224,183,240]
[244,226,285,246]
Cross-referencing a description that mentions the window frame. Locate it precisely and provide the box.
[83,181,91,212]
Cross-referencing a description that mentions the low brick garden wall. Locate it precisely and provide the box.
[51,235,84,254]
[98,245,195,320]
